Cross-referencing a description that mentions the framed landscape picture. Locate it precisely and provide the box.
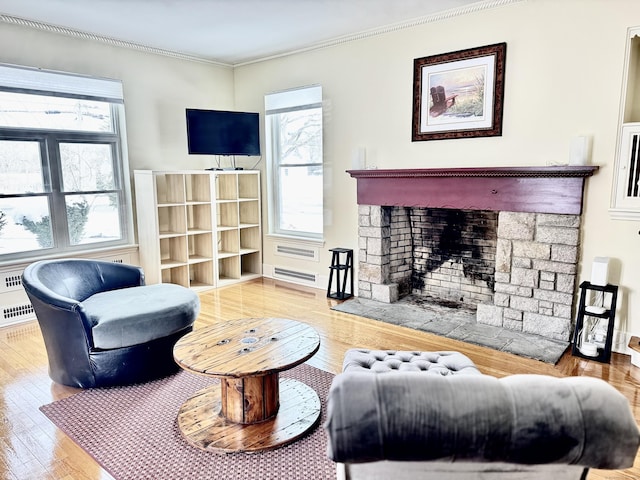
[412,42,506,141]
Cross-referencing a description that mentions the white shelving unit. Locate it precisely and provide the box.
[134,170,262,291]
[611,27,640,219]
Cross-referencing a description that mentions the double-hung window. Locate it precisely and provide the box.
[265,85,323,239]
[0,64,132,261]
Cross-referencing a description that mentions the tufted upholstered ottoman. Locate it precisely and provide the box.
[342,348,481,376]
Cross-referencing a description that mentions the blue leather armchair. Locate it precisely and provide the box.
[22,258,200,388]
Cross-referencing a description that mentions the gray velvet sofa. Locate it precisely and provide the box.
[22,258,200,388]
[325,349,640,480]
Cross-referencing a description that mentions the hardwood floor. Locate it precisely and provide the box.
[1,277,639,479]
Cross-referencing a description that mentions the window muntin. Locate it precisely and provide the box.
[0,85,130,261]
[266,86,323,239]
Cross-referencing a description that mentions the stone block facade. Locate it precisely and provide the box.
[485,211,579,341]
[358,206,581,342]
[358,205,397,302]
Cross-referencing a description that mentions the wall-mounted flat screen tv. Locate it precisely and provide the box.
[186,109,260,156]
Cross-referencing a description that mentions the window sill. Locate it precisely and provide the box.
[0,244,139,271]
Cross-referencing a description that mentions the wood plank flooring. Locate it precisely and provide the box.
[1,277,639,479]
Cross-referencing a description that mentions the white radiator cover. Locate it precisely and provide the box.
[274,266,317,284]
[263,263,327,290]
[2,302,35,326]
[274,243,320,262]
[0,249,138,327]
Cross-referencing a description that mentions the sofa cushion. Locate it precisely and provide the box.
[325,372,640,469]
[83,283,200,349]
[342,349,481,376]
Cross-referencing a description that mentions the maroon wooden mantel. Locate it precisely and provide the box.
[347,166,598,215]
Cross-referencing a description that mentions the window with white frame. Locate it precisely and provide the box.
[0,64,132,261]
[265,85,323,239]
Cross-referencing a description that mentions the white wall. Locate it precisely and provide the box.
[234,0,640,352]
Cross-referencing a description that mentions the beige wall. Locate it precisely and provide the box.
[4,0,640,352]
[0,22,235,173]
[0,21,235,263]
[234,0,640,352]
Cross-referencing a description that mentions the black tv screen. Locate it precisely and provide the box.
[186,109,260,156]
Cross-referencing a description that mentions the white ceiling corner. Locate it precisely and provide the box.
[0,0,521,66]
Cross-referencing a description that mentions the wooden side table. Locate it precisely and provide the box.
[173,317,321,453]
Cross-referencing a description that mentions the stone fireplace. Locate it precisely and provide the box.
[349,166,597,343]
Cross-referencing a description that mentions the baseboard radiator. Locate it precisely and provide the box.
[0,253,133,327]
[273,267,319,286]
[275,244,320,262]
[2,303,35,324]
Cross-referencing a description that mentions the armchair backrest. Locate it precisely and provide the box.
[23,258,144,303]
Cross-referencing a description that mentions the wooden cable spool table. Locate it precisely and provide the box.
[173,317,321,453]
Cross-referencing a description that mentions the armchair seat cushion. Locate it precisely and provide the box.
[85,283,199,349]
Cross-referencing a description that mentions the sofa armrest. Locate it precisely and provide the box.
[325,372,640,469]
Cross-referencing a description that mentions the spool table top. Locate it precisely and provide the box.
[173,317,321,378]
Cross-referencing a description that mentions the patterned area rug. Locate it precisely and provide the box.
[40,364,336,480]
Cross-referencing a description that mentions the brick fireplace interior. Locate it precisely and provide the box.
[389,207,497,307]
[349,166,597,343]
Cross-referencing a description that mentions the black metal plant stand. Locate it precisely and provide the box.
[327,248,354,300]
[571,281,618,363]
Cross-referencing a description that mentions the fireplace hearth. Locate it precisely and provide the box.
[349,166,597,343]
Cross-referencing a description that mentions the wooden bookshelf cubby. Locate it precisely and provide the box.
[134,170,262,291]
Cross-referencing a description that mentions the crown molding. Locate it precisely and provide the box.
[0,13,232,68]
[236,0,526,66]
[1,0,526,68]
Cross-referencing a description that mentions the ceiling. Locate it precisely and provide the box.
[0,0,487,65]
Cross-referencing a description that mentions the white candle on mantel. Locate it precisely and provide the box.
[351,147,366,170]
[569,135,592,166]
